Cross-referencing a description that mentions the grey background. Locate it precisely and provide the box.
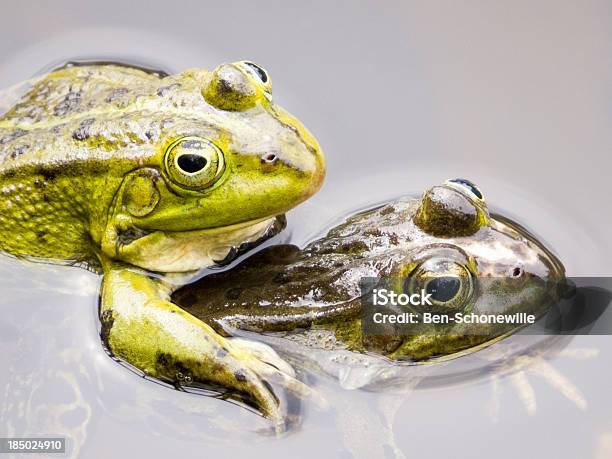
[0,1,611,458]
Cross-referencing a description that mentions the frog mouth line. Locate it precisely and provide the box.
[213,215,287,266]
[117,215,286,248]
[113,215,287,272]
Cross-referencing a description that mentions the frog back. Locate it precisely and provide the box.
[0,64,167,262]
[0,63,167,170]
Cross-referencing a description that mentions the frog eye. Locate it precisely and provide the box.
[445,178,484,201]
[424,277,461,302]
[403,258,473,314]
[413,182,490,237]
[242,62,268,83]
[164,137,225,190]
[203,62,271,111]
[238,61,272,94]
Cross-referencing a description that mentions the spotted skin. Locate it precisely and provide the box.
[0,61,325,428]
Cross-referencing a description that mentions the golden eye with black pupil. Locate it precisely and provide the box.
[425,276,461,302]
[403,258,473,314]
[164,136,225,190]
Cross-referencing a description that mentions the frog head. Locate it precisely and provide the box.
[98,61,325,272]
[363,178,566,359]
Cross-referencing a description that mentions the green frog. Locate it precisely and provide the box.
[0,61,325,427]
[174,179,566,362]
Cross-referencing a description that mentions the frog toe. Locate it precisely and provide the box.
[229,337,328,414]
[229,337,295,377]
[228,354,300,432]
[227,337,315,427]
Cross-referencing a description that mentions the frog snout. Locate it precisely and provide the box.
[541,248,568,300]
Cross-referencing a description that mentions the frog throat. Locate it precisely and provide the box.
[105,216,280,273]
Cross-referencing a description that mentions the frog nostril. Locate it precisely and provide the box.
[512,266,523,277]
[261,153,278,164]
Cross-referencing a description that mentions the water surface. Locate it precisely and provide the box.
[1,3,611,457]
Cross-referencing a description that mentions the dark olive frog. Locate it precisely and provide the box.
[174,179,566,360]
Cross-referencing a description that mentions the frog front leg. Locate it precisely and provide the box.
[99,263,305,429]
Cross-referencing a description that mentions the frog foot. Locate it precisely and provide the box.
[228,336,328,409]
[228,337,297,379]
[227,337,314,432]
[99,264,309,430]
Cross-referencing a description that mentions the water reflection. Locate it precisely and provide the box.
[1,249,600,459]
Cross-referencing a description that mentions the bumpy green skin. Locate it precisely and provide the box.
[0,61,325,427]
[174,181,566,361]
